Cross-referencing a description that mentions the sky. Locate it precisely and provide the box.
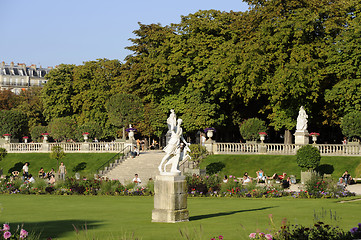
[0,0,249,68]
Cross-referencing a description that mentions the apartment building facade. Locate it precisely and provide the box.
[0,61,52,94]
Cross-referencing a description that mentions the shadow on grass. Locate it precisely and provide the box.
[190,206,276,221]
[9,219,103,239]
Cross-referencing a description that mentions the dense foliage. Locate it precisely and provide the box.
[340,111,361,141]
[296,145,321,170]
[1,1,360,142]
[239,118,267,141]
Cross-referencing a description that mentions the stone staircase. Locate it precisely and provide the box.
[104,150,164,185]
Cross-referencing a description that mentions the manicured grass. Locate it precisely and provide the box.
[0,153,116,177]
[1,195,361,239]
[200,155,361,180]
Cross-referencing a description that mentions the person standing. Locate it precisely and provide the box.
[22,162,29,180]
[58,162,67,180]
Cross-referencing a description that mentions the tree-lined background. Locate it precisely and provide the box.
[1,0,360,144]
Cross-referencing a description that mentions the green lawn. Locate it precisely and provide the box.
[1,195,360,239]
[200,155,361,180]
[0,153,116,177]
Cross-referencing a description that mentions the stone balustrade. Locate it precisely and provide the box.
[214,143,361,156]
[0,142,126,153]
[1,141,360,156]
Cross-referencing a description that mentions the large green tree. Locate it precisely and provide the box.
[325,1,361,123]
[0,110,28,139]
[42,64,76,121]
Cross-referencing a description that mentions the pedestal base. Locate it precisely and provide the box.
[152,175,189,223]
[294,131,309,145]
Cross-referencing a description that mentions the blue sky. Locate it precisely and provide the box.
[0,0,249,67]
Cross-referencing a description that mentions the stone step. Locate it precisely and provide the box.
[104,150,165,185]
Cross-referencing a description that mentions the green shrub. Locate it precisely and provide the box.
[30,125,48,142]
[206,162,225,175]
[239,118,267,141]
[189,144,208,168]
[341,111,361,141]
[296,145,321,170]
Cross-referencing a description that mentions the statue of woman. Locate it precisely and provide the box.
[158,118,189,174]
[296,106,308,131]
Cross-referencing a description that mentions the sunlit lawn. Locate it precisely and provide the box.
[1,195,361,239]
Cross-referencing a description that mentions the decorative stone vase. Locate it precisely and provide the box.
[312,135,317,144]
[206,130,214,139]
[43,135,48,143]
[83,134,89,142]
[3,135,10,143]
[259,134,266,143]
[24,138,28,143]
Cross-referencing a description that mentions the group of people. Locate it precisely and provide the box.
[11,162,67,184]
[338,170,354,189]
[223,169,292,189]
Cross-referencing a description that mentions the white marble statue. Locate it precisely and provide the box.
[167,109,176,134]
[296,106,308,131]
[158,116,190,175]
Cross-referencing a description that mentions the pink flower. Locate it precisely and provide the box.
[20,229,28,238]
[219,236,223,240]
[229,175,233,178]
[265,234,273,240]
[249,232,256,238]
[259,232,265,237]
[3,224,10,231]
[3,231,11,239]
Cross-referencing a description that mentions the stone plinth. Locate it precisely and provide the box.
[294,130,309,145]
[152,175,189,223]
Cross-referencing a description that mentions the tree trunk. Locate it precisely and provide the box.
[284,129,293,144]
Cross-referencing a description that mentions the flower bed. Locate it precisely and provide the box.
[0,174,356,198]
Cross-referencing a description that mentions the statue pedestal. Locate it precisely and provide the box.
[152,175,189,223]
[294,130,309,145]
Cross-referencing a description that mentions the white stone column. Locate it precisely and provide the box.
[152,175,189,223]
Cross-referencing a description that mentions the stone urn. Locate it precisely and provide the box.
[310,133,319,144]
[23,137,28,143]
[42,133,49,143]
[3,134,11,143]
[206,130,214,139]
[259,132,267,144]
[83,132,89,142]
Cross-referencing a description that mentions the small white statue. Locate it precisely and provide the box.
[296,106,308,131]
[158,115,190,175]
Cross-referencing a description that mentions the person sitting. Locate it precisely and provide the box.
[132,174,141,186]
[337,177,346,190]
[282,177,291,189]
[12,171,20,179]
[48,175,56,185]
[223,175,228,183]
[46,168,55,179]
[256,169,266,183]
[242,172,252,184]
[342,170,353,185]
[38,167,46,178]
[28,174,35,183]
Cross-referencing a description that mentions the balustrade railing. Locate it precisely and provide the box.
[0,142,126,153]
[214,143,361,156]
[2,141,361,156]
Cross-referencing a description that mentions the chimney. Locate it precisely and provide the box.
[10,62,14,68]
[30,64,36,70]
[1,62,4,67]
